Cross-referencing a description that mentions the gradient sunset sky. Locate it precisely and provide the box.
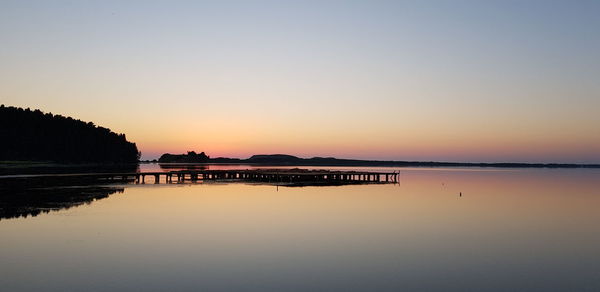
[1,1,599,163]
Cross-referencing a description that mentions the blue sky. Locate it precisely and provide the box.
[1,0,599,162]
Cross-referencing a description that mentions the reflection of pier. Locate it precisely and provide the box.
[131,169,399,184]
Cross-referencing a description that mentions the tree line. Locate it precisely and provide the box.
[0,105,140,163]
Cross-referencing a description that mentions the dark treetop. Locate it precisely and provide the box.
[0,105,140,163]
[158,151,209,163]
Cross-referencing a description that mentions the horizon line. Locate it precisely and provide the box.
[145,152,600,167]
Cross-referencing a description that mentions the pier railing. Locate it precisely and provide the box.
[1,169,399,186]
[130,169,399,184]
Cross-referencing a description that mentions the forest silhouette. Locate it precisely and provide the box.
[0,105,140,163]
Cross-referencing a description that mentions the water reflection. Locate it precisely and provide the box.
[0,168,599,291]
[0,163,139,176]
[158,163,208,171]
[0,186,123,220]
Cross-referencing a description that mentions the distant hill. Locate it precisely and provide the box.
[234,154,600,168]
[158,152,600,168]
[247,154,302,164]
[0,105,140,163]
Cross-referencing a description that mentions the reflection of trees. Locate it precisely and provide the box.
[159,164,208,171]
[0,163,139,176]
[0,187,123,220]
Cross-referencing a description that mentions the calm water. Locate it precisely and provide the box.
[1,167,600,291]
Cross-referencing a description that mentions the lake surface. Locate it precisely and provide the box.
[1,167,600,291]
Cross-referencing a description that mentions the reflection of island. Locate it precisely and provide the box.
[0,186,123,220]
[159,163,208,171]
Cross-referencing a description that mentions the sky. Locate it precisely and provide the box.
[1,0,599,163]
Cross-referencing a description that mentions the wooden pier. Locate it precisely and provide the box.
[130,169,399,184]
[0,169,399,187]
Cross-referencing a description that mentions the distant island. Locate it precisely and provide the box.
[156,151,600,168]
[159,151,210,163]
[0,105,140,163]
[4,101,594,170]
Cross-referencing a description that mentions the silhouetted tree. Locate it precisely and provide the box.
[0,105,140,163]
[158,151,209,163]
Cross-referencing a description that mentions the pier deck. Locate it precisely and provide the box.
[1,169,399,186]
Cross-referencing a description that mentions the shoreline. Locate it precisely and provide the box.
[149,161,600,169]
